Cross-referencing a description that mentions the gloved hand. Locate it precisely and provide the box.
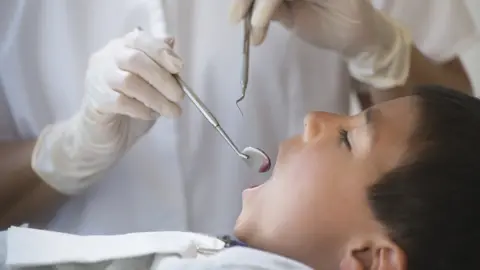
[229,0,413,89]
[31,29,184,195]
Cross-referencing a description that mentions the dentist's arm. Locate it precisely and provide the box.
[356,52,472,108]
[404,51,472,94]
[229,0,477,106]
[369,49,472,103]
[355,0,477,107]
[0,29,184,228]
[0,140,65,229]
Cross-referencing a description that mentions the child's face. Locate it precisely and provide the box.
[235,96,419,267]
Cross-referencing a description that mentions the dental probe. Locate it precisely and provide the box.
[174,75,271,173]
[235,3,253,115]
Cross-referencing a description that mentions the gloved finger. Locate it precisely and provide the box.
[250,24,269,46]
[250,0,283,45]
[115,95,159,120]
[107,69,182,118]
[115,46,185,104]
[124,29,183,74]
[229,0,254,23]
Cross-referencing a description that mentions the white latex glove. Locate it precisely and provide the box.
[31,29,184,195]
[229,0,413,89]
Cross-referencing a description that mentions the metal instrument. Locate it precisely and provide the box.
[197,235,248,255]
[235,4,253,115]
[134,26,270,173]
[174,75,271,173]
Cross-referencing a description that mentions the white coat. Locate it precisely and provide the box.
[0,0,478,236]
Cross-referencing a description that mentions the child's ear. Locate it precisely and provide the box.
[340,238,406,270]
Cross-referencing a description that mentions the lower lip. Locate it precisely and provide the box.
[245,184,262,192]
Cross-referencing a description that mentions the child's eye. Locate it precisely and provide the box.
[339,129,351,150]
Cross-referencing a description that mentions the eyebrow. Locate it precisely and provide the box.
[364,108,380,145]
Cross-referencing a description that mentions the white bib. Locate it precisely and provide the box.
[4,227,311,270]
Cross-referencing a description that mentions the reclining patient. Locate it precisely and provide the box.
[4,85,480,270]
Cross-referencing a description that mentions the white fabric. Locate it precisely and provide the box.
[0,0,19,140]
[0,81,18,141]
[372,0,480,62]
[0,231,5,270]
[0,0,478,237]
[3,227,311,270]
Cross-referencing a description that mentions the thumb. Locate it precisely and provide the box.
[250,0,284,45]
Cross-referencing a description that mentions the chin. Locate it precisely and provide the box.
[233,210,258,245]
[234,221,277,255]
[236,180,269,244]
[233,215,248,241]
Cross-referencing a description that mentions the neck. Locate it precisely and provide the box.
[269,242,340,270]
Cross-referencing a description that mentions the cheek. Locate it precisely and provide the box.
[274,150,375,221]
[278,145,344,188]
[236,146,378,249]
[265,150,352,218]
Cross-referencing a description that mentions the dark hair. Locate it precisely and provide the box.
[368,85,480,270]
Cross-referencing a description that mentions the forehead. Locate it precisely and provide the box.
[368,96,420,175]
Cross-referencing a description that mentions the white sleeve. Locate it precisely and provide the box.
[0,230,8,270]
[0,0,23,141]
[0,81,19,141]
[0,0,24,59]
[375,0,480,63]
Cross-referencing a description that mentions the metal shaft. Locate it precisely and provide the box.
[241,10,251,93]
[135,26,251,160]
[174,75,248,159]
[236,4,253,112]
